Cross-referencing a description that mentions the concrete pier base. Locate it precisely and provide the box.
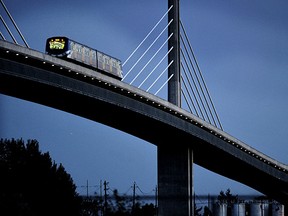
[157,145,194,216]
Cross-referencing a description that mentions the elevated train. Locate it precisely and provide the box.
[45,36,123,80]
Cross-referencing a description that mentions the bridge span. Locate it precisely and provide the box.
[1,40,288,215]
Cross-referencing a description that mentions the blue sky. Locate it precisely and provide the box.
[1,0,288,197]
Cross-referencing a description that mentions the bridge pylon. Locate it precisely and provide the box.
[157,1,194,216]
[167,0,181,106]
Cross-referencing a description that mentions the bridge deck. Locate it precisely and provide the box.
[1,40,288,206]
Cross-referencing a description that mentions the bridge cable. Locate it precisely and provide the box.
[181,88,195,116]
[0,15,17,44]
[180,63,202,118]
[122,4,173,69]
[130,32,173,85]
[180,35,215,126]
[146,59,174,92]
[0,31,5,40]
[155,74,174,96]
[180,20,223,130]
[124,18,173,81]
[180,49,210,123]
[0,0,29,48]
[180,76,199,116]
[138,42,173,89]
[122,5,177,99]
[181,62,204,118]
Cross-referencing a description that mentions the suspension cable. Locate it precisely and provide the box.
[146,59,174,92]
[155,74,174,96]
[180,46,212,124]
[122,5,173,67]
[139,45,173,88]
[181,75,199,116]
[130,33,173,85]
[0,31,5,40]
[123,19,173,80]
[181,88,193,114]
[180,20,223,130]
[0,15,17,44]
[181,61,204,119]
[0,0,29,48]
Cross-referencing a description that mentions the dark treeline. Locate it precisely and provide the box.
[0,138,156,216]
[0,138,277,216]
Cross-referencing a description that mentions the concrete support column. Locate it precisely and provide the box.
[157,145,194,216]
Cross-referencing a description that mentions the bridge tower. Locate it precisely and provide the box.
[167,0,181,106]
[158,1,194,216]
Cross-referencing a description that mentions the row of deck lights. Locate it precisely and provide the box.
[4,48,287,174]
[110,80,287,173]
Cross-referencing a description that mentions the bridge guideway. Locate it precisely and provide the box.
[1,40,288,215]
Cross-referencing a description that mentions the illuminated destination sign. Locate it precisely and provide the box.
[49,38,66,49]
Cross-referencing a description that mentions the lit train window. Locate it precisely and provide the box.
[49,38,65,49]
[46,37,69,56]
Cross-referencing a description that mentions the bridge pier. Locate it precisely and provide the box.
[157,145,194,216]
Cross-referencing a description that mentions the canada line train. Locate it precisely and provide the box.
[45,36,123,80]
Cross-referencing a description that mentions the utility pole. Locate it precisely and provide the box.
[104,180,109,215]
[168,0,181,106]
[132,182,136,214]
[86,180,89,198]
[100,180,103,216]
[155,185,158,216]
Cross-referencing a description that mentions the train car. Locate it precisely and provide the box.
[45,36,123,80]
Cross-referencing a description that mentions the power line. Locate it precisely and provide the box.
[78,179,99,198]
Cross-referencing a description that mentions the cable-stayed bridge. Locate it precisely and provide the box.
[1,1,288,215]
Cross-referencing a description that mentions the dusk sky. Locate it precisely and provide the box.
[1,0,288,198]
